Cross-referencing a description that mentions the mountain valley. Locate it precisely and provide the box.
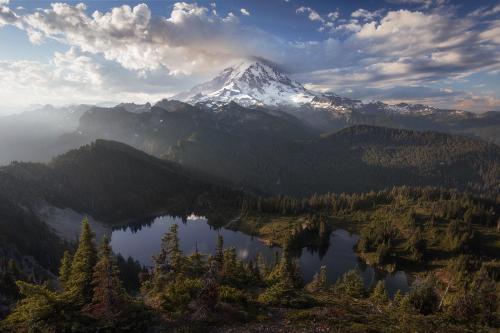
[0,59,499,333]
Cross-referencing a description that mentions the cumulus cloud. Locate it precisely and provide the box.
[11,2,282,75]
[240,8,250,16]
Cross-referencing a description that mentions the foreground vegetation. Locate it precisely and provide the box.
[1,207,498,332]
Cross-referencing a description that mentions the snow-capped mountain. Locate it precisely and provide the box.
[175,59,470,119]
[175,60,318,108]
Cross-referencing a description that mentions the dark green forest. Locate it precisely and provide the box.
[1,185,498,332]
[2,212,497,332]
[0,134,498,332]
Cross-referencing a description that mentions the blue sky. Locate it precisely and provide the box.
[0,0,499,112]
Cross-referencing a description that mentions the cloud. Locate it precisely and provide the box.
[0,2,19,26]
[469,4,500,18]
[6,2,496,84]
[385,0,447,8]
[296,6,324,22]
[334,20,362,33]
[0,1,498,111]
[10,2,281,75]
[351,9,384,21]
[304,84,499,112]
[455,94,500,112]
[240,8,250,16]
[296,6,342,33]
[0,47,197,107]
[332,85,461,102]
[290,9,500,91]
[327,11,339,21]
[479,20,500,45]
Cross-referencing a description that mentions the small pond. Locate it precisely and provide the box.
[111,215,410,296]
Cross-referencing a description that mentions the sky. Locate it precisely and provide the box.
[0,0,499,113]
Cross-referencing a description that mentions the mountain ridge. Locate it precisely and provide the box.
[176,59,493,118]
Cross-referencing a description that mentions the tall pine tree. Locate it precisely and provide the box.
[162,224,183,273]
[65,218,97,306]
[58,251,72,291]
[84,236,125,323]
[214,234,224,270]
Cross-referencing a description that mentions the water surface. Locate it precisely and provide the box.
[111,215,410,295]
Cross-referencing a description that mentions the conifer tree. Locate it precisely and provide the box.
[306,265,327,292]
[162,224,183,273]
[3,281,62,331]
[468,266,497,324]
[58,251,72,290]
[268,246,302,288]
[255,252,268,278]
[186,243,206,278]
[214,234,224,270]
[370,280,388,304]
[392,290,404,308]
[407,229,426,262]
[65,218,97,306]
[192,261,219,321]
[221,247,240,284]
[334,270,365,298]
[84,237,125,323]
[248,259,261,283]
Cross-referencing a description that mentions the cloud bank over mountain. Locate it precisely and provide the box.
[0,1,498,112]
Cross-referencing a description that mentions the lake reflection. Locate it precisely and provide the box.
[111,215,410,295]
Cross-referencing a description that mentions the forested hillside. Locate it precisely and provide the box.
[71,102,500,197]
[1,140,240,222]
[169,125,500,196]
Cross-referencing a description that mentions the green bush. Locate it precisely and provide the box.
[161,276,203,316]
[219,286,248,304]
[334,270,365,298]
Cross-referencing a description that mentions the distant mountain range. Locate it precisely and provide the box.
[0,59,498,197]
[73,59,499,144]
[71,102,499,196]
[171,60,500,140]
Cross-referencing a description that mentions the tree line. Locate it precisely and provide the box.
[1,217,497,332]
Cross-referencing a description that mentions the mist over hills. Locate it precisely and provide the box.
[66,102,499,196]
[1,139,238,221]
[0,59,498,198]
[0,104,92,165]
